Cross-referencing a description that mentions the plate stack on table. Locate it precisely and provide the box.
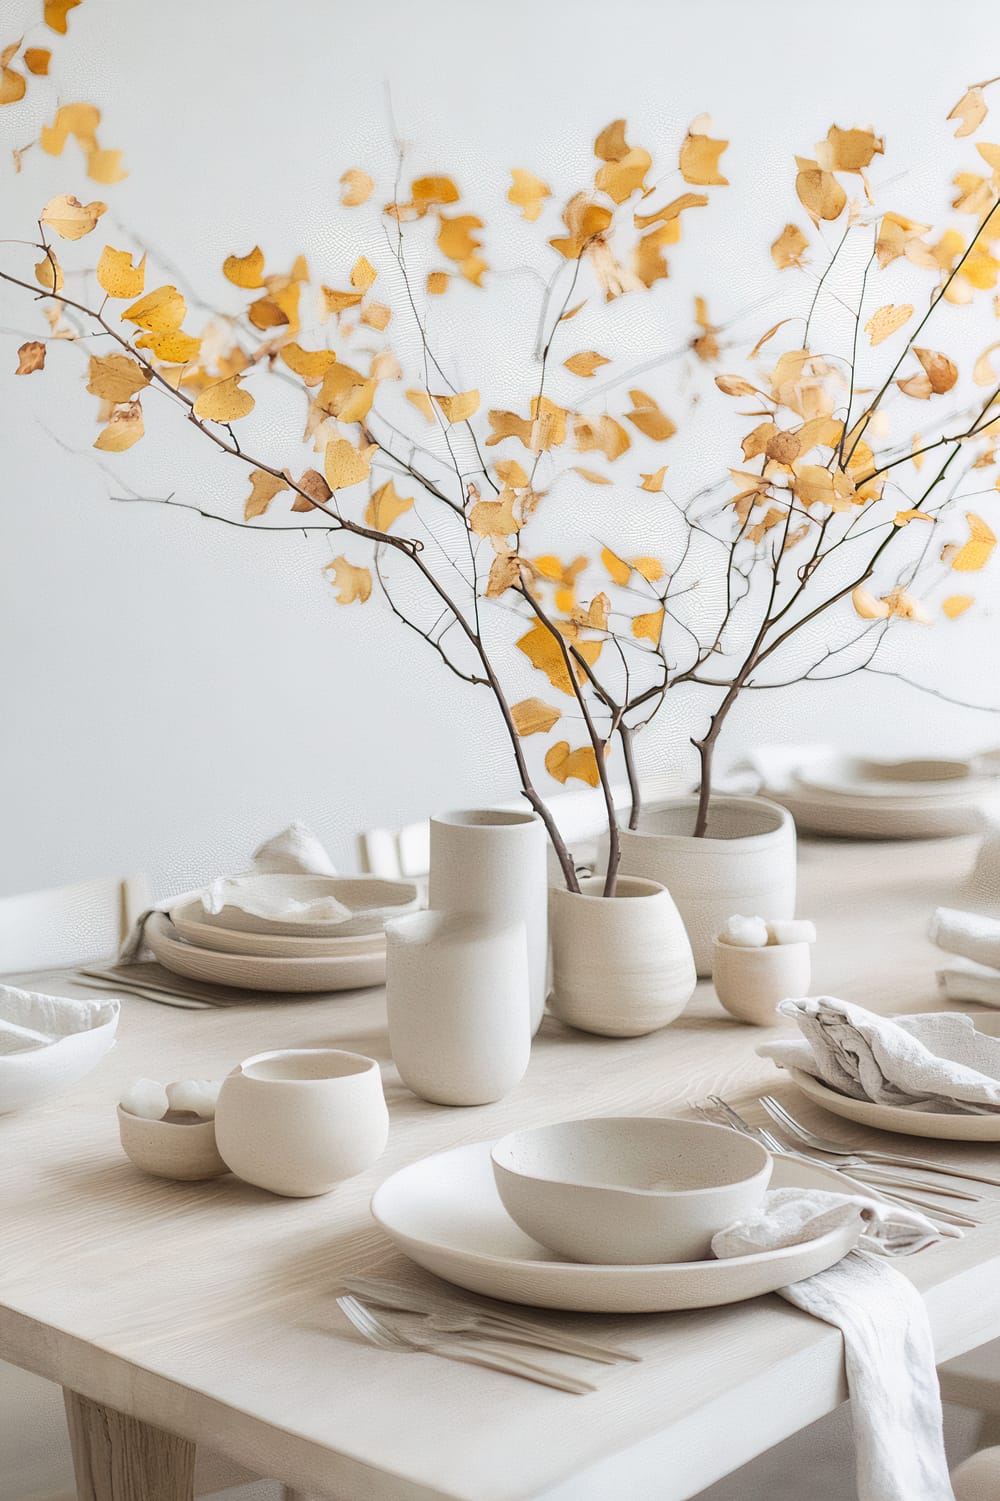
[144,875,421,993]
[766,754,1000,840]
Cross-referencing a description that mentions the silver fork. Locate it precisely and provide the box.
[759,1095,1000,1188]
[336,1295,596,1394]
[695,1098,973,1233]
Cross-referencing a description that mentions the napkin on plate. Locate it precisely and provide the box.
[201,877,352,925]
[758,996,1000,1113]
[713,1191,951,1501]
[118,821,338,963]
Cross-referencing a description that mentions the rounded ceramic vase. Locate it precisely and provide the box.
[385,910,531,1106]
[548,876,697,1038]
[117,1105,228,1182]
[214,1048,388,1197]
[617,797,796,976]
[429,809,548,1034]
[711,938,812,1026]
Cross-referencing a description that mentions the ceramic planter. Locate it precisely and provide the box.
[214,1048,388,1197]
[617,796,796,976]
[548,876,696,1037]
[712,938,812,1026]
[429,808,548,1033]
[385,910,531,1106]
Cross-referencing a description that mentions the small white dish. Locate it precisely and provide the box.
[168,899,386,959]
[788,1012,1000,1140]
[491,1118,771,1264]
[144,912,385,993]
[199,875,421,938]
[0,988,119,1115]
[117,1104,228,1181]
[371,1142,860,1313]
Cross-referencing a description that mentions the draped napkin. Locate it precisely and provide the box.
[759,996,1000,1114]
[713,1190,952,1501]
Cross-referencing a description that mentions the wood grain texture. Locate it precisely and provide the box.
[1,837,999,1501]
[64,1389,195,1501]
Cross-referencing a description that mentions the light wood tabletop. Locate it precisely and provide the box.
[2,836,1000,1501]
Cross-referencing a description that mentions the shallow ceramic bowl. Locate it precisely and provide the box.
[199,875,421,938]
[117,1104,228,1181]
[168,899,387,959]
[712,937,812,1026]
[491,1117,771,1265]
[0,989,119,1115]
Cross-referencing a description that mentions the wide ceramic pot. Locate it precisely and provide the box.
[618,797,796,976]
[548,876,696,1038]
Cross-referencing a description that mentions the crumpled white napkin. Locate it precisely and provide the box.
[713,1190,952,1501]
[759,996,1000,1114]
[201,877,351,925]
[118,822,338,963]
[936,956,1000,1009]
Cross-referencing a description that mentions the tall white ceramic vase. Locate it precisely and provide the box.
[548,876,697,1037]
[429,809,548,1034]
[385,911,531,1106]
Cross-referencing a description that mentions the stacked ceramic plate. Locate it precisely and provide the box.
[768,754,1000,840]
[144,875,421,993]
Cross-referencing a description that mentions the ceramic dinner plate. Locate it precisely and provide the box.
[789,1012,1000,1140]
[370,1142,860,1313]
[168,900,386,959]
[769,781,986,840]
[145,912,386,992]
[795,755,984,801]
[198,875,421,938]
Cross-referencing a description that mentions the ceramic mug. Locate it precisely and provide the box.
[214,1048,389,1197]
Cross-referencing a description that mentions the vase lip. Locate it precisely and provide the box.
[230,1048,379,1085]
[385,909,526,945]
[620,794,793,845]
[432,807,539,830]
[553,875,667,902]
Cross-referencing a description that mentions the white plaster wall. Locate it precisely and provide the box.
[1,0,998,900]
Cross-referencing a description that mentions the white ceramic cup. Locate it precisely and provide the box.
[385,910,531,1106]
[712,938,812,1026]
[214,1049,388,1197]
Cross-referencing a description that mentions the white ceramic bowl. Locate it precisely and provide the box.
[491,1117,771,1265]
[712,937,812,1026]
[117,1105,228,1181]
[0,989,119,1115]
[199,875,421,938]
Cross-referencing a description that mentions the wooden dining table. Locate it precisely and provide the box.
[2,834,1000,1501]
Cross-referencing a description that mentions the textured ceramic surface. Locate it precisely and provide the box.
[386,911,531,1106]
[199,874,421,937]
[215,1048,389,1196]
[117,1104,228,1181]
[429,809,548,1034]
[491,1117,771,1264]
[618,797,796,976]
[0,989,119,1115]
[789,1013,1000,1140]
[371,1143,859,1312]
[768,781,986,840]
[548,877,696,1037]
[145,912,386,992]
[169,899,386,959]
[712,938,812,1026]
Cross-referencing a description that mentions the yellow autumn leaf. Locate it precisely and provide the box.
[950,512,997,572]
[243,470,289,521]
[86,353,151,402]
[336,378,377,424]
[864,303,913,346]
[573,413,629,460]
[44,0,81,33]
[545,741,601,788]
[573,467,611,484]
[122,284,185,333]
[426,271,449,295]
[96,246,146,299]
[39,103,100,156]
[93,400,144,452]
[596,145,652,204]
[412,175,460,209]
[516,622,602,695]
[406,389,436,424]
[193,375,254,422]
[40,194,107,240]
[882,587,932,623]
[715,374,758,398]
[321,286,364,316]
[0,60,25,106]
[494,458,529,488]
[508,168,551,221]
[223,246,265,289]
[360,302,391,331]
[795,161,846,222]
[625,389,676,441]
[816,125,884,173]
[634,192,709,230]
[33,252,64,293]
[679,118,729,185]
[325,557,372,604]
[949,86,988,138]
[134,328,201,364]
[632,556,664,581]
[639,466,668,492]
[290,468,332,513]
[350,255,377,292]
[573,593,610,630]
[632,607,664,644]
[943,595,974,618]
[437,214,483,262]
[563,350,610,377]
[365,479,413,530]
[280,343,337,384]
[893,509,934,527]
[487,551,521,598]
[15,341,45,375]
[434,389,479,423]
[913,346,958,395]
[771,223,809,269]
[511,698,561,736]
[469,491,520,537]
[852,584,891,620]
[87,149,127,185]
[324,438,374,490]
[24,47,50,74]
[601,546,631,586]
[340,168,374,206]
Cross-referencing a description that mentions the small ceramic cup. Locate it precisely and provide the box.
[214,1049,388,1197]
[117,1105,228,1181]
[712,938,812,1026]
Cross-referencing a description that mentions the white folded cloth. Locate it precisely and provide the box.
[202,876,351,925]
[937,957,1000,1009]
[759,996,1000,1113]
[118,822,337,962]
[714,1189,952,1501]
[931,906,1000,971]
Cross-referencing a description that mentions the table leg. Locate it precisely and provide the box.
[63,1389,195,1501]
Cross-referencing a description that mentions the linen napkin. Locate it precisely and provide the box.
[936,956,1000,1009]
[931,907,1000,971]
[118,821,338,963]
[713,1190,952,1501]
[202,876,351,926]
[759,996,1000,1113]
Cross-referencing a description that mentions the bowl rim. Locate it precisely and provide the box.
[491,1116,770,1200]
[230,1047,381,1084]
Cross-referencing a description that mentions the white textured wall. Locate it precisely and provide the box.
[1,0,998,901]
